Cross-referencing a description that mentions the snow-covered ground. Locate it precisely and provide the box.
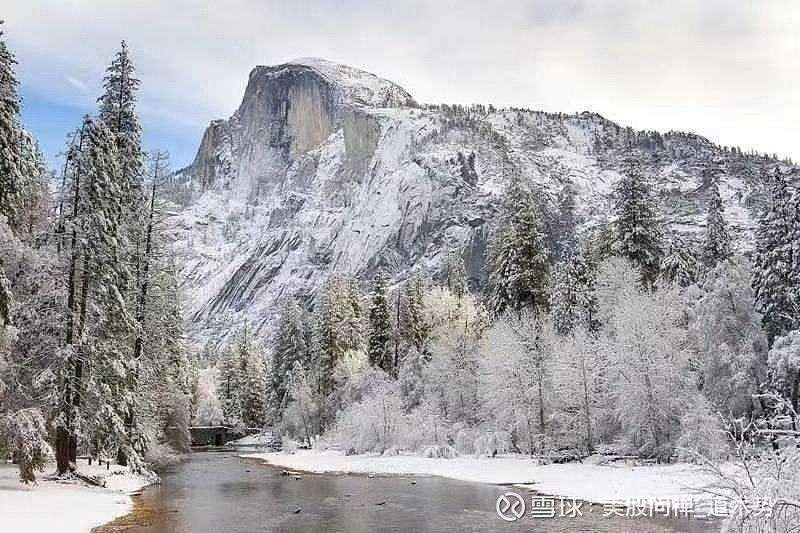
[246,450,720,507]
[0,460,154,533]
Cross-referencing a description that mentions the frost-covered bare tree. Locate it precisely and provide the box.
[422,288,485,426]
[551,328,611,453]
[479,314,558,455]
[598,260,697,460]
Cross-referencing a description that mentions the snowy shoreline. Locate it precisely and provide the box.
[0,459,155,533]
[245,449,719,507]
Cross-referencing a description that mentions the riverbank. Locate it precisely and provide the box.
[0,459,155,533]
[246,450,721,507]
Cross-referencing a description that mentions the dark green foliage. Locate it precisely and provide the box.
[611,159,663,289]
[485,177,550,316]
[367,272,393,373]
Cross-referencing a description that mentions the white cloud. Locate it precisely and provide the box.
[65,76,88,93]
[3,0,799,159]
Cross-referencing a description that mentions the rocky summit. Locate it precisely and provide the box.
[170,57,794,351]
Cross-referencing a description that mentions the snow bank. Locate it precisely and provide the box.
[0,459,153,533]
[245,450,717,506]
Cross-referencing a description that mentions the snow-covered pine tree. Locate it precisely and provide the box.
[84,291,138,469]
[442,247,468,299]
[550,246,597,336]
[56,115,131,474]
[0,22,43,232]
[218,344,243,428]
[367,272,393,374]
[97,41,145,320]
[140,254,196,452]
[312,277,364,399]
[270,298,309,417]
[752,167,799,342]
[98,41,141,136]
[767,330,800,417]
[611,158,663,289]
[485,175,550,316]
[240,347,268,429]
[702,179,732,268]
[399,275,429,356]
[658,237,699,288]
[117,151,169,467]
[0,20,23,224]
[98,40,143,199]
[552,179,579,260]
[687,255,768,419]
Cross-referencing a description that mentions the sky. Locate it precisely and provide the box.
[3,0,799,170]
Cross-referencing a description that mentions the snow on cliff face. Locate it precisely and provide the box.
[171,57,788,352]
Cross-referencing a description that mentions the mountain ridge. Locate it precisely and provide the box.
[169,58,796,352]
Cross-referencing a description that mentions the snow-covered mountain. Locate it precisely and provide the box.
[170,57,791,351]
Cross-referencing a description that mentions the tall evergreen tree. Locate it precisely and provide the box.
[270,298,309,416]
[611,159,663,288]
[399,275,429,356]
[312,277,364,398]
[550,246,597,336]
[553,179,580,259]
[240,348,268,429]
[752,167,799,342]
[442,247,468,299]
[55,116,133,474]
[485,177,550,316]
[0,21,43,231]
[98,41,141,136]
[218,345,243,428]
[367,272,393,373]
[703,180,732,268]
[97,40,143,216]
[659,237,699,288]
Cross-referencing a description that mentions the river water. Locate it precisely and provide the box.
[98,450,721,533]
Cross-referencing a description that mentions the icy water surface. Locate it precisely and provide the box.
[98,451,721,533]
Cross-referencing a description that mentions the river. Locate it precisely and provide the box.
[97,450,721,533]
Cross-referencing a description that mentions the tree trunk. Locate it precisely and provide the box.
[581,358,594,453]
[792,373,799,432]
[56,125,85,475]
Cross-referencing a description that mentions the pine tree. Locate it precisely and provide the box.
[399,275,429,356]
[0,22,42,231]
[611,159,663,289]
[98,41,141,137]
[97,40,144,305]
[56,116,133,474]
[271,298,309,418]
[218,344,243,428]
[659,237,699,288]
[141,255,196,452]
[270,299,309,416]
[703,180,732,268]
[485,177,550,316]
[367,272,393,374]
[442,247,468,299]
[553,180,579,259]
[550,246,597,336]
[312,277,364,398]
[752,167,799,342]
[240,346,268,429]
